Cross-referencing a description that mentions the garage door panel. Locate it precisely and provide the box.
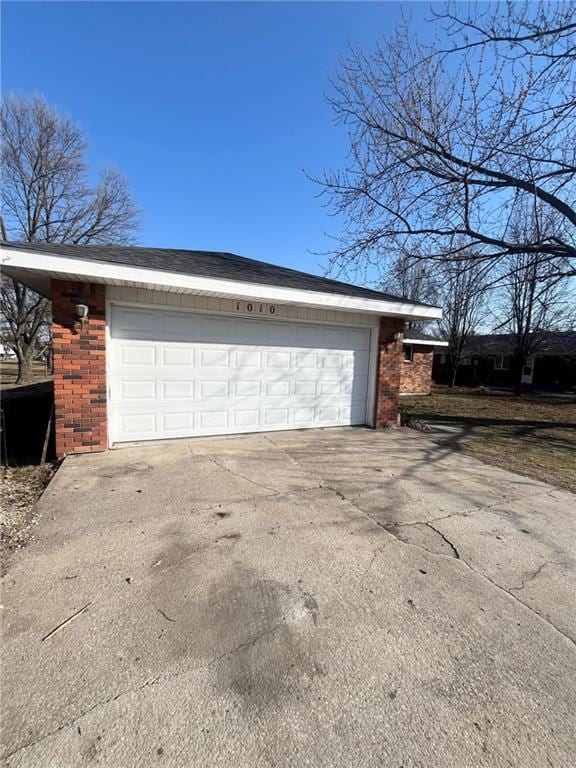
[233,380,261,398]
[200,380,229,399]
[163,412,194,432]
[318,405,341,422]
[293,380,317,396]
[321,353,343,369]
[120,380,157,400]
[265,323,294,346]
[198,410,229,429]
[118,344,157,366]
[264,408,289,426]
[199,348,229,367]
[120,412,158,435]
[162,346,195,366]
[109,306,372,442]
[236,320,266,341]
[113,309,158,336]
[294,351,317,368]
[233,409,261,428]
[234,349,262,367]
[318,380,341,395]
[263,380,290,397]
[162,381,195,399]
[292,406,316,423]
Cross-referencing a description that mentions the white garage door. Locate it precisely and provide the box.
[108,305,372,443]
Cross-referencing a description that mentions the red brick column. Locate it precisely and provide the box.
[374,317,404,427]
[52,280,107,457]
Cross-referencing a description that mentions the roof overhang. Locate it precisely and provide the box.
[404,337,448,347]
[1,246,443,320]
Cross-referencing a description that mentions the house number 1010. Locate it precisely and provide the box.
[236,301,276,315]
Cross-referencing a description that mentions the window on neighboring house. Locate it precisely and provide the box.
[460,356,472,366]
[494,355,510,370]
[403,344,413,363]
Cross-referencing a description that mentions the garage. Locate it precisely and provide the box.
[0,242,442,456]
[108,304,372,442]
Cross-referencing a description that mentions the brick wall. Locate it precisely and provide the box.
[400,345,434,395]
[374,317,404,427]
[52,280,107,457]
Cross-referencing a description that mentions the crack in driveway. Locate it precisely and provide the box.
[276,449,576,650]
[423,522,460,559]
[4,617,288,763]
[205,439,575,650]
[206,456,279,494]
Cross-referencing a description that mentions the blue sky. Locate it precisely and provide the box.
[2,1,436,279]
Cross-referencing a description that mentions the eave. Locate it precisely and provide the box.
[404,337,448,347]
[1,246,443,321]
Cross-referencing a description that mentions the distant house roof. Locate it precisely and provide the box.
[1,242,438,309]
[464,331,576,357]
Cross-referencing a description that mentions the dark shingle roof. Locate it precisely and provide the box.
[466,332,576,357]
[2,242,437,308]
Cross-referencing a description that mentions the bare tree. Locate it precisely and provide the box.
[0,94,138,383]
[316,4,576,283]
[436,1,576,71]
[381,253,440,332]
[0,281,51,382]
[437,260,488,387]
[492,211,576,394]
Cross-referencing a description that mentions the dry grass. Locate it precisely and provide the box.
[0,464,56,567]
[401,388,576,494]
[0,360,52,390]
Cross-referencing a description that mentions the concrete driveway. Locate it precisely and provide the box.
[2,427,575,767]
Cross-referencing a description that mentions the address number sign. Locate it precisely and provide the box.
[235,301,277,315]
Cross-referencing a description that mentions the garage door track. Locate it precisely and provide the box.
[2,428,575,767]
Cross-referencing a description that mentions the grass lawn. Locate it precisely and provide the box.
[0,360,52,390]
[401,388,576,494]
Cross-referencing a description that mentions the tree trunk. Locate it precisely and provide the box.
[450,364,458,388]
[15,347,35,385]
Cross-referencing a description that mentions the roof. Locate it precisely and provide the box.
[1,242,437,309]
[464,332,576,357]
[403,330,448,346]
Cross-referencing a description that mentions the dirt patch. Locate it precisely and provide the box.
[0,464,56,567]
[401,389,576,493]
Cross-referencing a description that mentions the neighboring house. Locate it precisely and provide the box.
[1,242,441,457]
[400,331,448,395]
[433,331,576,391]
[0,344,16,358]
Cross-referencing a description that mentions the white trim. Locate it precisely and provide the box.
[403,338,448,347]
[367,325,378,428]
[105,295,380,329]
[106,298,379,446]
[105,298,113,449]
[1,246,442,320]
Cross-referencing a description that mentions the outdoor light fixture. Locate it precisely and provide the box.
[75,303,89,329]
[393,331,402,341]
